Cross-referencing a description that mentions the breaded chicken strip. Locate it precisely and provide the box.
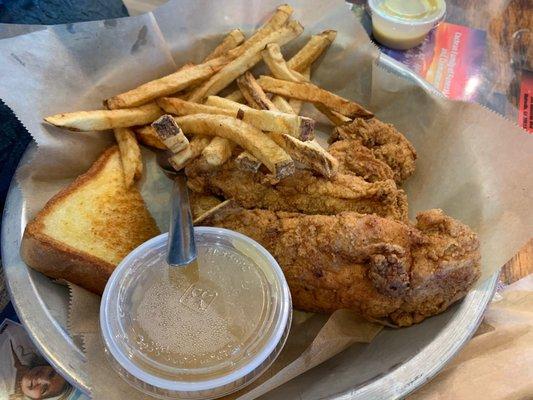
[188,191,222,219]
[328,139,395,183]
[186,160,408,221]
[202,207,480,327]
[331,118,416,183]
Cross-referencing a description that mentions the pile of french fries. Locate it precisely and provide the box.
[44,4,374,186]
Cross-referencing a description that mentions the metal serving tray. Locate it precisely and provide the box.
[2,54,499,399]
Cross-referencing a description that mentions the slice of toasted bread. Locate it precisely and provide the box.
[21,146,160,294]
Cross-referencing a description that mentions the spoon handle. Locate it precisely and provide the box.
[167,174,197,267]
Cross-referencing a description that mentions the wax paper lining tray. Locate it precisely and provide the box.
[1,51,499,398]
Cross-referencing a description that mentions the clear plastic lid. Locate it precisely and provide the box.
[100,227,291,399]
[369,0,446,25]
[368,0,446,50]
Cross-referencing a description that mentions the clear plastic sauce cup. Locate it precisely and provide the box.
[368,0,446,50]
[100,227,292,399]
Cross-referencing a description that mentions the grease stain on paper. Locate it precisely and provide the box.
[131,26,148,54]
[10,53,25,67]
[104,19,118,28]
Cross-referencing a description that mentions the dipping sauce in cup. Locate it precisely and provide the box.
[100,227,291,399]
[368,0,446,50]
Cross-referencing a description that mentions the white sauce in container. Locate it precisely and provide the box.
[368,0,446,50]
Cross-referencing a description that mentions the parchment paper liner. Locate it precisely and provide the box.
[0,0,531,398]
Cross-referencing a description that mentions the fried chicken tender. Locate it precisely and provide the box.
[328,139,395,183]
[186,160,408,221]
[202,207,480,327]
[331,118,416,183]
[188,191,222,219]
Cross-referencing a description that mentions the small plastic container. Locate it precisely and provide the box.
[100,227,291,399]
[368,0,446,50]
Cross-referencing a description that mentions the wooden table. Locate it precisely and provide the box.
[502,239,533,284]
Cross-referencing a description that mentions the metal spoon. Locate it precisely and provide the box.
[156,151,196,267]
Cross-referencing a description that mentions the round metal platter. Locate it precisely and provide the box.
[2,54,499,399]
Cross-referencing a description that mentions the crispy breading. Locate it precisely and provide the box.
[202,207,481,327]
[188,191,222,219]
[328,139,395,183]
[185,160,408,221]
[331,118,416,183]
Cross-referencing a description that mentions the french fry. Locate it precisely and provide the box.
[287,68,310,115]
[159,97,235,116]
[316,105,352,125]
[264,44,311,118]
[205,95,250,110]
[263,45,345,123]
[135,126,166,149]
[180,27,246,101]
[286,30,337,72]
[237,72,278,110]
[272,30,339,115]
[179,30,244,103]
[201,93,243,168]
[290,38,350,124]
[227,4,293,59]
[188,21,304,103]
[205,95,268,170]
[168,136,211,171]
[113,127,143,186]
[273,91,303,117]
[158,97,314,140]
[268,132,338,178]
[224,89,245,103]
[264,44,303,113]
[151,115,189,153]
[256,46,341,177]
[173,114,294,178]
[210,94,306,136]
[204,95,267,169]
[271,95,296,114]
[258,52,340,177]
[176,62,195,71]
[257,76,373,119]
[263,43,307,82]
[190,5,290,107]
[104,99,143,187]
[262,44,310,115]
[263,29,339,115]
[44,103,163,131]
[266,40,349,125]
[235,151,262,172]
[104,57,228,109]
[202,136,236,166]
[203,29,245,62]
